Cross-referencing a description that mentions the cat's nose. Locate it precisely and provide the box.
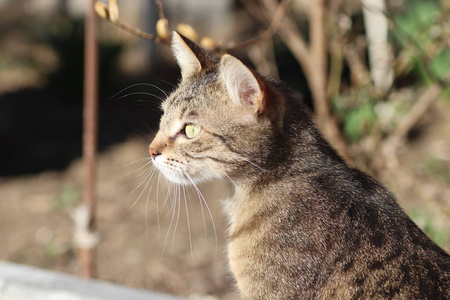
[149,146,161,159]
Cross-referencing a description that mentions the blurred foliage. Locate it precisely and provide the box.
[334,0,449,144]
[429,50,450,81]
[333,92,377,143]
[44,238,60,257]
[393,0,450,84]
[394,0,438,47]
[53,184,79,211]
[422,156,450,182]
[410,208,449,248]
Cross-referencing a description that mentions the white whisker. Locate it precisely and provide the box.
[183,185,193,257]
[240,157,270,173]
[160,181,174,218]
[156,171,162,237]
[145,168,158,236]
[128,167,153,197]
[118,92,166,102]
[171,185,182,251]
[224,173,238,189]
[122,160,153,177]
[126,167,157,213]
[107,82,168,101]
[155,78,176,90]
[190,184,207,239]
[123,157,152,167]
[161,183,178,258]
[186,174,218,262]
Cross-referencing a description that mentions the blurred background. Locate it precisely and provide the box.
[0,0,449,299]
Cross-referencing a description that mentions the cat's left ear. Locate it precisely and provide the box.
[172,31,208,80]
[220,54,266,114]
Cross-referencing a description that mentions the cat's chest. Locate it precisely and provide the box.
[225,190,305,299]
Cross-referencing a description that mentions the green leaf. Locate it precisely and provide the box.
[429,50,450,81]
[343,101,377,143]
[393,0,439,46]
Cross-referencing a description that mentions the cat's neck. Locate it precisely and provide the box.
[225,88,347,227]
[231,98,345,187]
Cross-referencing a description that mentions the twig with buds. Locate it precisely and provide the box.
[94,0,293,52]
[95,1,164,42]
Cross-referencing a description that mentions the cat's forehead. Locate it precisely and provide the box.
[162,78,220,113]
[163,84,197,108]
[163,71,219,104]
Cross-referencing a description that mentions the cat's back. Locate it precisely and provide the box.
[229,165,450,299]
[306,167,450,299]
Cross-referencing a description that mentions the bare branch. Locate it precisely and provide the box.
[309,0,328,121]
[223,0,293,51]
[109,19,164,43]
[240,0,268,23]
[391,84,442,143]
[361,0,393,93]
[359,0,449,87]
[257,0,349,160]
[95,0,293,52]
[373,83,444,173]
[259,0,311,74]
[343,44,371,88]
[155,0,165,19]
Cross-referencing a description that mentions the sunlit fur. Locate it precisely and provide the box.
[148,32,450,300]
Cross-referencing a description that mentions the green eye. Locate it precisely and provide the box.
[185,124,201,139]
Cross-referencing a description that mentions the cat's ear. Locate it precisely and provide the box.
[172,31,207,80]
[220,54,265,113]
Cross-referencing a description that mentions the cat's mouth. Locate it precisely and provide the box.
[152,155,200,185]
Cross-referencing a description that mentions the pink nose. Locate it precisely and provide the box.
[149,146,161,159]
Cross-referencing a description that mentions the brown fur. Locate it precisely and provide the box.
[149,32,450,299]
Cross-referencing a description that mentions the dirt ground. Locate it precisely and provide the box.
[0,101,449,300]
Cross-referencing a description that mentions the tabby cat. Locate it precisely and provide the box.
[148,32,450,299]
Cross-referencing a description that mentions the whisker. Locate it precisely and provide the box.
[122,160,153,177]
[161,183,178,258]
[126,167,157,214]
[186,174,218,263]
[156,171,162,237]
[145,168,158,236]
[159,181,174,217]
[107,83,168,101]
[190,184,207,239]
[118,92,165,102]
[224,173,238,189]
[141,82,169,97]
[123,157,152,167]
[171,184,182,252]
[155,78,176,89]
[128,167,154,197]
[183,185,193,258]
[240,157,270,173]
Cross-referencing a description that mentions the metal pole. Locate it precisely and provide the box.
[79,0,99,278]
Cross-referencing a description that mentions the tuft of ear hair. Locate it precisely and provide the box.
[172,31,209,80]
[220,54,265,113]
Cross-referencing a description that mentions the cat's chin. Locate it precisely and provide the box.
[162,173,192,185]
[158,168,199,186]
[160,169,212,186]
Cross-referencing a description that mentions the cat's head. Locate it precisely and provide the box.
[149,32,286,185]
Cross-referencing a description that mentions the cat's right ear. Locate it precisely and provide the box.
[220,54,265,114]
[172,31,206,80]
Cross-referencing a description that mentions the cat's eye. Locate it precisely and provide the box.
[185,124,201,139]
